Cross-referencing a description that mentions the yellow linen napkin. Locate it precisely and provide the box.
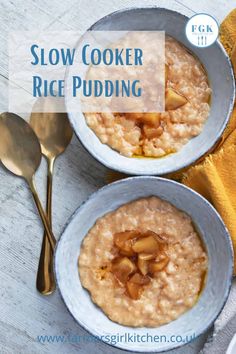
[182,9,236,272]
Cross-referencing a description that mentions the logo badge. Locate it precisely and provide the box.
[186,13,219,48]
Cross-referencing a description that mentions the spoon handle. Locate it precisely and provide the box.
[28,177,56,250]
[36,157,56,295]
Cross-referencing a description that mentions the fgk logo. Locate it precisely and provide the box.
[186,14,219,48]
[192,24,213,33]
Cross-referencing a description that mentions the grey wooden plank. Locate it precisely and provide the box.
[176,0,236,22]
[55,0,194,31]
[0,0,78,77]
[0,0,235,353]
[0,74,9,112]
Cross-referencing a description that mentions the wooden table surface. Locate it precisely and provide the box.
[0,0,235,353]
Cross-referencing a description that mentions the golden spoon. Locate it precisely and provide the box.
[30,98,73,295]
[0,112,56,253]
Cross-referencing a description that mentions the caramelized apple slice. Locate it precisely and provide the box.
[126,273,150,299]
[148,233,168,254]
[119,239,135,256]
[114,230,140,247]
[143,125,163,139]
[138,253,156,261]
[137,257,149,275]
[132,235,159,254]
[126,280,142,300]
[165,88,187,110]
[141,113,161,126]
[125,113,160,126]
[148,257,169,274]
[112,257,136,284]
[114,230,141,256]
[130,273,150,285]
[125,112,143,121]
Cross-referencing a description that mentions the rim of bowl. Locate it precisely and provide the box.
[54,176,234,353]
[65,6,235,176]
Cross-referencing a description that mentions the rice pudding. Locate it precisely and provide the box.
[78,196,208,327]
[85,36,211,157]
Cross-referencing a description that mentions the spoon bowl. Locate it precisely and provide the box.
[0,112,41,179]
[0,112,56,251]
[30,98,73,159]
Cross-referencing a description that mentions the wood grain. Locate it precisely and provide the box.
[0,0,234,353]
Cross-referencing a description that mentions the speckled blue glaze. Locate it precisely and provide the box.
[55,176,233,352]
[66,7,235,176]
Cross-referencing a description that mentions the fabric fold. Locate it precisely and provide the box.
[182,9,236,272]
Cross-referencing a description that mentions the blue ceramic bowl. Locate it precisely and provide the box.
[55,176,233,352]
[66,7,235,175]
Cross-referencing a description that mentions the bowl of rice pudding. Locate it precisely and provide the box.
[55,177,233,352]
[67,7,235,175]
